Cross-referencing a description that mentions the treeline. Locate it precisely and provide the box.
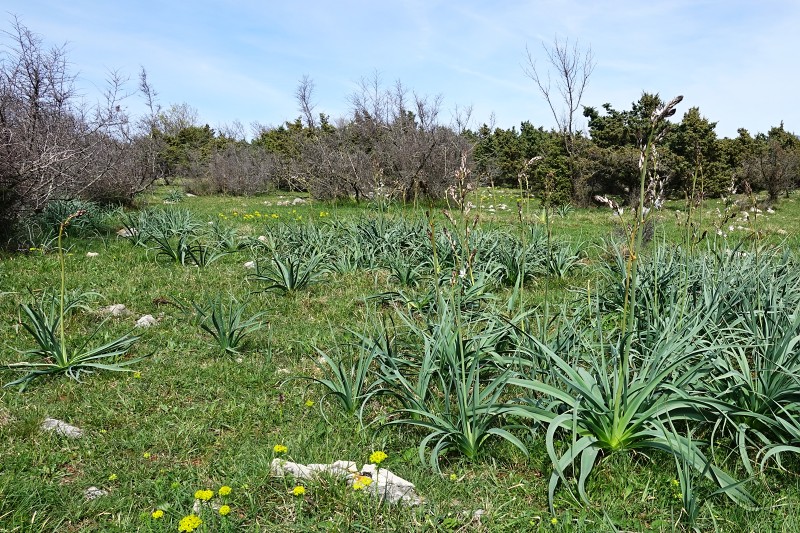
[157,91,800,208]
[474,93,800,206]
[3,19,799,245]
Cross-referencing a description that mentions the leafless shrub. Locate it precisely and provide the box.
[0,18,161,242]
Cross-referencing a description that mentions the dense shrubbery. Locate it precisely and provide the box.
[3,19,799,250]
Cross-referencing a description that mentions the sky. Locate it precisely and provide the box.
[3,1,799,139]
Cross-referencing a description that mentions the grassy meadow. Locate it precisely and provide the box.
[2,187,800,532]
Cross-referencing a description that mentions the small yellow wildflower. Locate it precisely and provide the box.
[551,517,558,525]
[292,485,306,496]
[305,399,314,407]
[194,489,214,501]
[133,371,142,379]
[273,444,288,454]
[449,473,457,481]
[108,473,117,481]
[151,509,164,519]
[369,450,388,465]
[142,452,151,459]
[178,514,202,532]
[218,485,232,496]
[672,479,680,487]
[219,504,231,516]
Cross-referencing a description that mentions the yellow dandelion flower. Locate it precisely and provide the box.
[273,444,288,454]
[194,489,214,501]
[218,485,232,496]
[178,514,202,532]
[219,504,231,516]
[369,450,387,465]
[292,485,306,496]
[551,517,558,525]
[151,509,164,519]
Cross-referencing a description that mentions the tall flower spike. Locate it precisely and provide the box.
[652,95,684,124]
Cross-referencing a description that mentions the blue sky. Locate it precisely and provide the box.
[4,1,798,139]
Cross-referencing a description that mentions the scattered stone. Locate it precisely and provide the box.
[84,486,108,500]
[192,499,221,514]
[244,260,256,269]
[360,463,422,505]
[86,252,99,257]
[101,304,129,316]
[292,197,307,205]
[186,193,197,197]
[41,417,84,439]
[257,235,268,243]
[270,459,421,505]
[271,458,357,480]
[136,315,157,328]
[116,228,138,238]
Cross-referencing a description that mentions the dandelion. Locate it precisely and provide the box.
[369,450,388,465]
[219,504,231,516]
[178,514,202,532]
[218,485,232,496]
[551,517,558,525]
[292,485,306,496]
[151,509,164,519]
[273,444,288,454]
[194,489,214,501]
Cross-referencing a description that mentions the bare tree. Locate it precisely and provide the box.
[524,36,595,204]
[0,18,170,241]
[296,75,317,129]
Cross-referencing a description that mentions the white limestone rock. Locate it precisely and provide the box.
[136,314,157,328]
[101,304,129,317]
[41,417,84,439]
[84,486,108,500]
[270,458,421,506]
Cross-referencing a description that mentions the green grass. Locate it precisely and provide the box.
[2,188,800,531]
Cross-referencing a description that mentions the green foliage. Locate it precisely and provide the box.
[4,300,141,390]
[250,253,324,293]
[383,298,529,469]
[3,210,142,390]
[192,296,266,354]
[299,341,377,416]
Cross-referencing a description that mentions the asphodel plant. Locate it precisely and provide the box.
[617,95,684,432]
